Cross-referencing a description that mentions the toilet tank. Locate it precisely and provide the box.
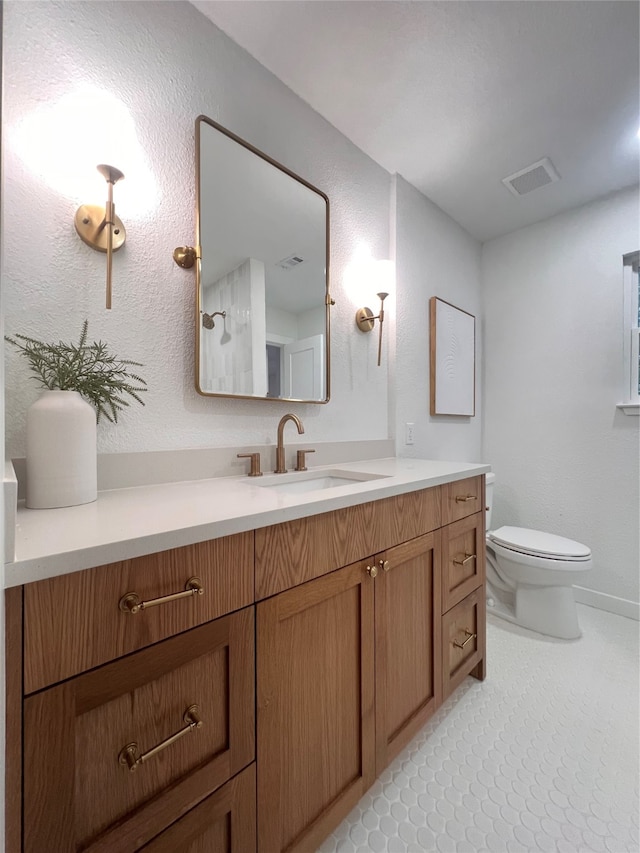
[485,472,495,531]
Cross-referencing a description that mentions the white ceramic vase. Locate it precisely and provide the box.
[26,390,97,509]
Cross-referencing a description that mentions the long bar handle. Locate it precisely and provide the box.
[96,164,124,310]
[119,705,203,772]
[455,494,477,503]
[453,553,477,567]
[105,181,114,309]
[376,292,388,367]
[119,577,204,614]
[453,630,477,649]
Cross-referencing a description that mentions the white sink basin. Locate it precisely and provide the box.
[250,469,390,495]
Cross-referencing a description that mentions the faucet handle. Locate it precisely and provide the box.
[295,449,315,472]
[237,452,263,477]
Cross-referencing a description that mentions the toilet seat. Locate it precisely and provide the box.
[488,526,591,562]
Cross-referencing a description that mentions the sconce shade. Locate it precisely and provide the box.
[96,164,124,184]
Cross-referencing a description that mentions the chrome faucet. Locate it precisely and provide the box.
[275,413,304,473]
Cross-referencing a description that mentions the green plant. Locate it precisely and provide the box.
[5,320,147,423]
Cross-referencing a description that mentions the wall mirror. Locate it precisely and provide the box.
[194,115,330,402]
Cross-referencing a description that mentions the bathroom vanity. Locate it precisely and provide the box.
[4,458,488,853]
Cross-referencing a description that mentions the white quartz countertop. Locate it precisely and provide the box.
[5,457,490,587]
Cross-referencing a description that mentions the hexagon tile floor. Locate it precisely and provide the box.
[318,604,639,853]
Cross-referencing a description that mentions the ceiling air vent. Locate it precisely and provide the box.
[502,157,560,197]
[276,255,305,270]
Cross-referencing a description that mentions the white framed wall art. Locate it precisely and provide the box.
[429,296,476,417]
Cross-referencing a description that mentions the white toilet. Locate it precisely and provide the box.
[485,473,591,639]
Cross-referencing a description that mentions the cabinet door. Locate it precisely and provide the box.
[442,586,486,699]
[442,511,485,613]
[442,476,484,525]
[24,533,254,693]
[375,532,442,772]
[140,764,256,853]
[23,608,254,853]
[257,560,376,853]
[255,487,441,599]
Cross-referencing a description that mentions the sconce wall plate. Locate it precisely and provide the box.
[75,205,126,253]
[355,306,376,332]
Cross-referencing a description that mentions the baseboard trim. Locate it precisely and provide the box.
[573,586,639,621]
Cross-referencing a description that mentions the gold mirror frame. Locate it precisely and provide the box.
[190,115,332,404]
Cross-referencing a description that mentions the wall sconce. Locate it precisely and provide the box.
[74,164,125,309]
[355,292,389,366]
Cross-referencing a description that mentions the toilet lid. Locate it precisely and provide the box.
[489,526,591,560]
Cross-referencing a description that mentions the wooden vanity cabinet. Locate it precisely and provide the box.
[23,532,254,693]
[11,532,256,853]
[257,559,376,853]
[441,512,485,613]
[442,475,484,525]
[375,532,442,772]
[440,487,487,699]
[7,476,487,853]
[255,486,441,599]
[23,608,255,853]
[254,477,486,853]
[139,764,256,853]
[442,586,486,698]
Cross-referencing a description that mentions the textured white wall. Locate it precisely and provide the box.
[482,187,640,606]
[394,175,483,461]
[0,0,5,832]
[3,0,390,457]
[0,89,5,853]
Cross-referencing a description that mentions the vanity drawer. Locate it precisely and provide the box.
[441,587,486,699]
[442,511,485,613]
[23,532,254,693]
[140,764,256,853]
[23,608,255,853]
[255,486,441,599]
[442,476,484,525]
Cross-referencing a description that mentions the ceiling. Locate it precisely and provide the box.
[191,0,639,242]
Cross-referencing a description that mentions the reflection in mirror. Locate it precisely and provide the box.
[196,116,330,402]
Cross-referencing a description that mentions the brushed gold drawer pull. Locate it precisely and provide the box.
[453,553,477,567]
[379,559,391,573]
[366,565,378,579]
[118,705,203,772]
[453,630,476,649]
[119,577,204,614]
[455,494,477,503]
